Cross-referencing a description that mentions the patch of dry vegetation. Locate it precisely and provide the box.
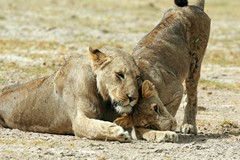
[200,79,240,90]
[0,0,239,90]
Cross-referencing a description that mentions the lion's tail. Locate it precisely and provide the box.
[194,0,205,11]
[174,0,205,11]
[174,0,188,7]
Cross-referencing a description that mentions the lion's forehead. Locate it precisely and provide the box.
[111,58,140,76]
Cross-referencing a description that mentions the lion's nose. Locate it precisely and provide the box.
[127,94,137,106]
[127,94,134,102]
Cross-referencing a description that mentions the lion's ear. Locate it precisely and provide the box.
[114,115,133,129]
[141,80,157,99]
[88,47,111,70]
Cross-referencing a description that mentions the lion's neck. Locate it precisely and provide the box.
[96,78,110,101]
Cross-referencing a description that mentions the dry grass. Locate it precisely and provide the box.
[204,51,240,67]
[200,79,240,90]
[0,0,239,88]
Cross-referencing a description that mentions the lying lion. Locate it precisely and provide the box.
[132,0,210,134]
[0,47,142,142]
[115,80,178,142]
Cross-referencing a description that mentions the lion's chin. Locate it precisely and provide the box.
[115,105,132,114]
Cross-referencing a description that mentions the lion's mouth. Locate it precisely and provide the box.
[112,101,133,114]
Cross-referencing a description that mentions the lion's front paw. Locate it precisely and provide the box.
[107,123,131,142]
[162,131,179,143]
[143,131,178,143]
[180,123,197,134]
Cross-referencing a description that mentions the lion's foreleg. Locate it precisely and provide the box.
[133,128,178,143]
[181,53,202,134]
[180,88,198,134]
[72,112,131,142]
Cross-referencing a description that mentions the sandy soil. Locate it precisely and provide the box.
[0,0,239,159]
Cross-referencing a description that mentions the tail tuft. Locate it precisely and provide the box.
[174,0,188,7]
[194,0,205,11]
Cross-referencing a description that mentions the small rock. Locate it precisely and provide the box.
[155,149,164,153]
[198,106,206,111]
[207,91,213,95]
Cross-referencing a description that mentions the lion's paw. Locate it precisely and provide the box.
[144,131,178,143]
[155,131,178,143]
[180,123,197,134]
[107,123,131,142]
[165,131,178,142]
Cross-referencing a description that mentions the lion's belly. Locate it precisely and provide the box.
[0,77,73,134]
[9,91,73,134]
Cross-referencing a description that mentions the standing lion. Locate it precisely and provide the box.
[132,0,210,134]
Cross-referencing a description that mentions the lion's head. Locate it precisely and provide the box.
[114,80,177,131]
[89,47,141,114]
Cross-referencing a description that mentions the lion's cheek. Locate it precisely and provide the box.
[107,86,122,103]
[105,84,115,101]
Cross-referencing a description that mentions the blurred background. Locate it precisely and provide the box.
[0,0,239,91]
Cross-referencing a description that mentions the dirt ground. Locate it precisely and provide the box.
[0,0,239,159]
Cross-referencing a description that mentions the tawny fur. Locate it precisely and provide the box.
[132,0,210,134]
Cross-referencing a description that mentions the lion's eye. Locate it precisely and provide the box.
[152,104,159,114]
[116,72,125,79]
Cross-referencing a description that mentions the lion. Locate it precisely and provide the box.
[0,46,141,142]
[114,80,178,142]
[132,0,211,134]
